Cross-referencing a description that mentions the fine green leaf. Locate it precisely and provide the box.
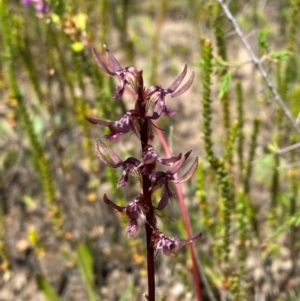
[218,71,232,100]
[77,242,98,301]
[36,274,63,301]
[270,210,300,239]
[268,50,292,61]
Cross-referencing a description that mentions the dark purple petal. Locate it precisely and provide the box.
[167,64,187,93]
[142,145,158,164]
[153,102,163,117]
[125,201,139,219]
[86,116,111,126]
[152,230,202,257]
[150,170,165,184]
[109,121,131,134]
[103,194,126,212]
[125,196,146,218]
[104,194,147,237]
[125,157,142,177]
[129,115,143,138]
[163,232,202,256]
[159,153,182,166]
[113,83,125,99]
[126,218,139,236]
[174,232,203,249]
[106,125,128,139]
[118,172,129,187]
[167,150,192,175]
[91,47,115,75]
[165,181,176,199]
[153,96,176,118]
[147,112,160,120]
[173,157,198,184]
[87,112,141,141]
[163,106,176,117]
[150,152,196,195]
[95,141,141,186]
[151,230,179,256]
[156,189,170,210]
[171,71,195,98]
[105,132,124,141]
[117,157,142,188]
[143,145,182,166]
[151,91,176,118]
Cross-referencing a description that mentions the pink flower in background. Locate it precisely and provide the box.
[21,0,50,13]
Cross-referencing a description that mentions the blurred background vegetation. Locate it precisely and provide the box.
[1,0,300,300]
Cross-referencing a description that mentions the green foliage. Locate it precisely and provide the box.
[268,50,292,61]
[271,209,300,239]
[77,242,99,301]
[236,81,244,173]
[243,118,260,193]
[218,71,232,100]
[201,38,216,167]
[36,274,63,301]
[0,0,62,233]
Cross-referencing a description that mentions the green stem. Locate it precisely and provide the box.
[0,0,62,231]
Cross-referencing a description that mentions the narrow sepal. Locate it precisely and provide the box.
[173,157,198,184]
[171,72,195,98]
[167,64,187,93]
[159,153,182,165]
[104,45,123,72]
[103,194,125,212]
[156,189,169,210]
[95,139,122,167]
[86,116,111,126]
[91,47,115,75]
[167,150,192,175]
[156,187,176,210]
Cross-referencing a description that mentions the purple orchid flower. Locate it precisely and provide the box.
[144,65,195,119]
[150,151,198,209]
[151,229,202,257]
[103,194,150,236]
[86,110,142,141]
[94,139,142,187]
[141,144,183,175]
[91,45,143,99]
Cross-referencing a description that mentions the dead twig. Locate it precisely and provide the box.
[217,0,300,139]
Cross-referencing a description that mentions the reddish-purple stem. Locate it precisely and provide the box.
[143,175,155,301]
[139,89,156,301]
[154,122,203,301]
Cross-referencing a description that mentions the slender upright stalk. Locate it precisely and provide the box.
[87,46,201,301]
[0,0,62,233]
[155,123,203,301]
[139,85,156,300]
